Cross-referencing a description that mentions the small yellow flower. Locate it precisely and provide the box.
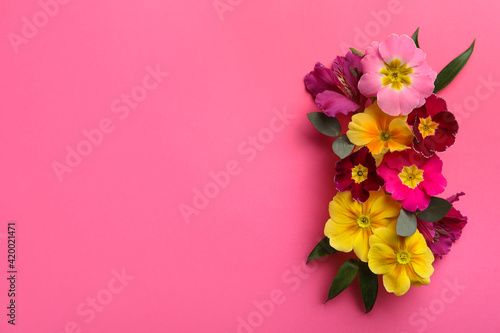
[351,164,369,184]
[368,228,435,296]
[347,102,414,155]
[324,190,401,262]
[398,165,424,189]
[418,116,439,138]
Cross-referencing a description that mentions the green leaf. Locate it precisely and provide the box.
[349,47,364,57]
[332,134,355,159]
[307,112,341,137]
[358,261,378,313]
[417,197,452,222]
[349,67,359,78]
[433,39,475,93]
[411,27,420,48]
[326,259,359,302]
[396,208,417,237]
[307,237,338,263]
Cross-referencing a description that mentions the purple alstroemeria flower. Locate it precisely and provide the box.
[304,51,366,117]
[417,192,468,258]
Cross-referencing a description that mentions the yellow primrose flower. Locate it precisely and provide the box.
[368,228,435,296]
[324,190,401,262]
[398,165,424,189]
[347,101,414,155]
[418,116,439,138]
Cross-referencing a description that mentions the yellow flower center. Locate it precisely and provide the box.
[357,215,371,228]
[380,131,391,141]
[380,59,413,90]
[398,165,424,189]
[351,164,369,184]
[397,250,411,264]
[418,116,439,138]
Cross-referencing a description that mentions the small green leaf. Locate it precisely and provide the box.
[307,237,338,263]
[332,134,355,159]
[326,258,359,302]
[349,67,359,78]
[307,112,341,137]
[417,197,452,222]
[349,47,364,57]
[433,39,475,93]
[396,208,417,237]
[411,27,420,48]
[358,261,378,313]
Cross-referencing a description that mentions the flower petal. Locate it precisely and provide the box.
[347,113,380,146]
[411,250,435,279]
[358,72,384,97]
[406,48,426,68]
[353,228,371,262]
[316,90,360,117]
[324,219,359,253]
[377,85,420,116]
[423,94,448,117]
[401,188,430,212]
[378,34,417,65]
[409,74,436,108]
[368,243,397,274]
[387,118,414,151]
[420,171,447,196]
[329,195,358,223]
[335,52,363,97]
[383,265,411,296]
[351,183,369,203]
[361,54,385,73]
[404,230,428,254]
[304,62,337,97]
[369,194,401,227]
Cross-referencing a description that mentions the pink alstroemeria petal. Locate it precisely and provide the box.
[315,90,360,117]
[304,62,337,97]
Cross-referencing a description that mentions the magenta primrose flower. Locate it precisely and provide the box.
[417,192,468,258]
[378,150,446,211]
[304,51,366,117]
[408,94,459,157]
[358,34,437,116]
[334,147,385,202]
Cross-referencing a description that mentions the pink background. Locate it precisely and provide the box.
[0,0,499,332]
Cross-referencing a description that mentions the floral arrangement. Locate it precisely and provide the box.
[305,29,473,313]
